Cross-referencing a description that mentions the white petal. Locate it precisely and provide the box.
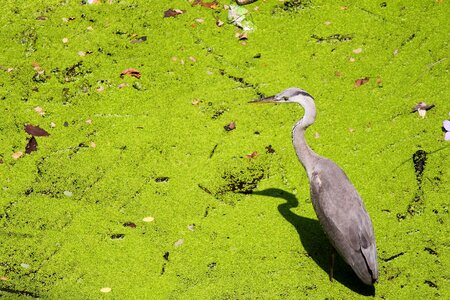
[443,120,450,131]
[445,131,450,141]
[418,108,426,118]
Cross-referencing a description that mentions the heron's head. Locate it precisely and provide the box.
[250,87,314,104]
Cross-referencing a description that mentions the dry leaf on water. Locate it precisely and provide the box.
[123,222,137,228]
[120,68,141,78]
[32,62,43,71]
[143,216,155,222]
[12,151,23,160]
[34,106,45,116]
[192,0,219,9]
[25,137,38,154]
[174,239,184,247]
[236,32,248,40]
[164,9,185,18]
[63,191,73,197]
[130,36,147,44]
[215,18,224,27]
[376,78,383,87]
[24,124,50,136]
[354,77,369,87]
[224,122,236,131]
[245,151,258,159]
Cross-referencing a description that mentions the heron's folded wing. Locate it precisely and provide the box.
[310,162,374,253]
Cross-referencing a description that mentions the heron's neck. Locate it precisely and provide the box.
[292,101,319,179]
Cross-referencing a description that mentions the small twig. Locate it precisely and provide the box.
[413,57,447,84]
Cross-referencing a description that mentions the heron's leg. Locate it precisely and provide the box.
[329,246,335,282]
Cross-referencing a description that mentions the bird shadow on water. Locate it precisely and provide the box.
[252,188,375,296]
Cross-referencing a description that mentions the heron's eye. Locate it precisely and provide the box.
[282,96,288,101]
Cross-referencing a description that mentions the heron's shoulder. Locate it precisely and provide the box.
[309,158,365,214]
[310,158,352,186]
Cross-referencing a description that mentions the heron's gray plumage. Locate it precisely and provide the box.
[309,161,378,285]
[253,87,378,285]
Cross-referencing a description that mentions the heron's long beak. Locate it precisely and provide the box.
[249,95,277,103]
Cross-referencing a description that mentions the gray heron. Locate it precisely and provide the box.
[251,87,378,285]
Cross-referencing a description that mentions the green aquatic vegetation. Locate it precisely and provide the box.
[0,0,449,299]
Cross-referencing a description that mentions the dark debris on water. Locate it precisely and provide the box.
[110,234,125,240]
[155,177,170,183]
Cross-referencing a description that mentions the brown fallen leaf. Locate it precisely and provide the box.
[236,32,248,40]
[245,151,258,159]
[32,62,43,71]
[174,239,184,247]
[12,151,23,160]
[354,77,369,87]
[120,68,141,79]
[34,106,45,116]
[224,122,236,131]
[31,62,48,82]
[215,18,224,27]
[376,78,383,87]
[25,137,38,154]
[130,36,147,44]
[164,8,185,18]
[24,124,50,136]
[123,222,137,228]
[192,0,219,9]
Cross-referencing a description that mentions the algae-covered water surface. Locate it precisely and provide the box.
[1,0,449,299]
